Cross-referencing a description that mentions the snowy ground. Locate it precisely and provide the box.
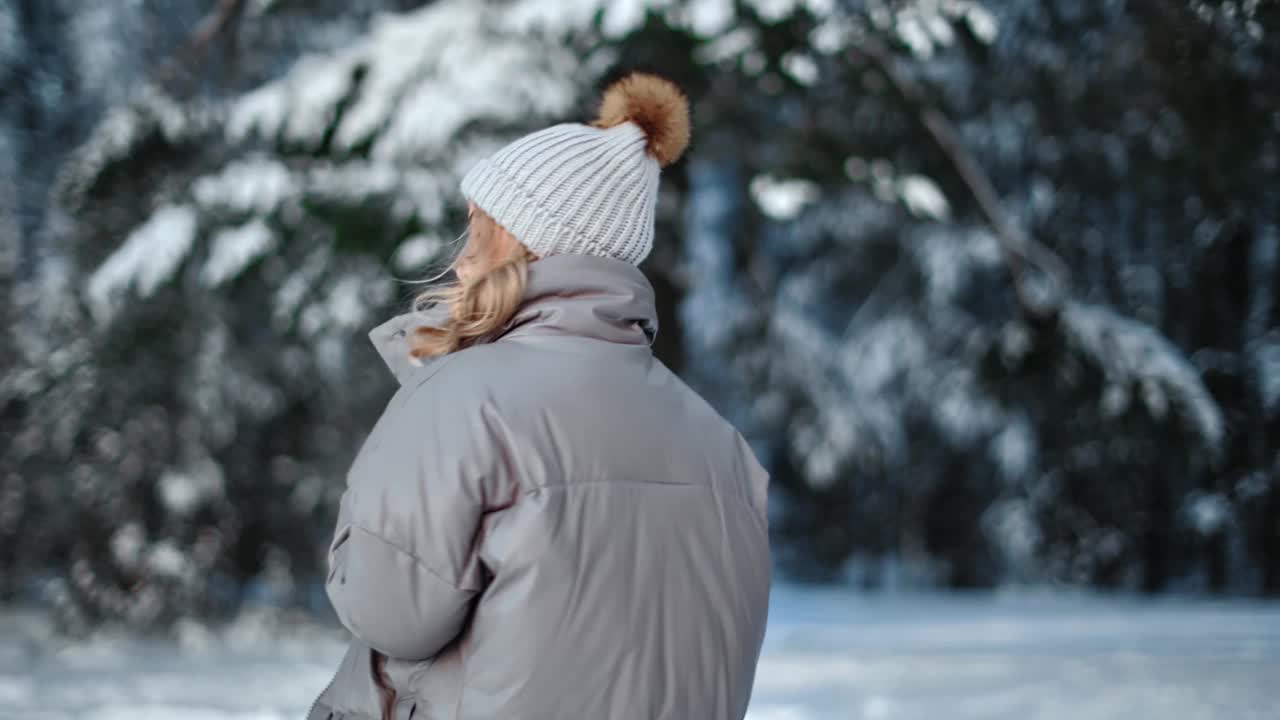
[2,585,1278,720]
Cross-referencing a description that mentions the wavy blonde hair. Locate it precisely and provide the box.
[409,209,538,359]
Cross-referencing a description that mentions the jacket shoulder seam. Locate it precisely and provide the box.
[528,480,765,526]
[409,351,460,390]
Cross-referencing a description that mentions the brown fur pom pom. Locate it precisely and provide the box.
[593,73,690,167]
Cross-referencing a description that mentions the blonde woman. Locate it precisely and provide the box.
[308,73,771,720]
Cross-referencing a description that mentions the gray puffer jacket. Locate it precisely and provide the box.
[308,254,771,720]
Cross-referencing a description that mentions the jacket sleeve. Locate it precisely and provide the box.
[325,382,496,661]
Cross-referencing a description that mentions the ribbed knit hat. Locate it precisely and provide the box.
[459,73,691,266]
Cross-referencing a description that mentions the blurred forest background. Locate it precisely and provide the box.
[1,0,1277,633]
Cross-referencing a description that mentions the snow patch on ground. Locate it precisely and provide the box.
[2,586,1277,719]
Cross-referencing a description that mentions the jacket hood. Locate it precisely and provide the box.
[369,253,659,385]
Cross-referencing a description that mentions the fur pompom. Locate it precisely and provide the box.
[593,73,690,167]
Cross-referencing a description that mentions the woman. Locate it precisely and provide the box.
[308,73,771,720]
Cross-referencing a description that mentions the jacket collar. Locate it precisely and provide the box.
[369,254,658,385]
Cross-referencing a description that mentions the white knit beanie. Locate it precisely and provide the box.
[459,73,691,266]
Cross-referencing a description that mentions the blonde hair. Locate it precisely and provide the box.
[409,210,538,359]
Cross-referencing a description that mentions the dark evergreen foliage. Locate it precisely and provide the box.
[2,0,1277,628]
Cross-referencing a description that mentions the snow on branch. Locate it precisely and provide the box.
[230,0,579,160]
[86,204,198,322]
[1062,301,1225,450]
